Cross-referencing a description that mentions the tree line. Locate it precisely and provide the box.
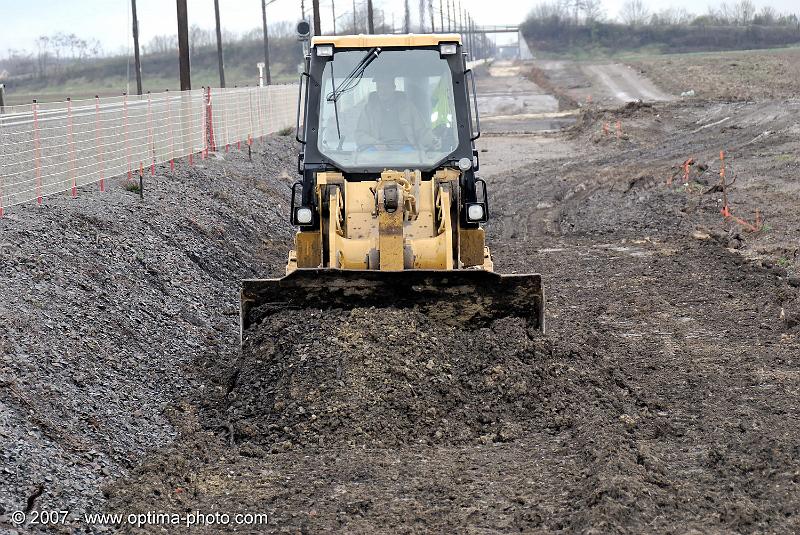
[522,0,800,53]
[2,33,104,81]
[0,23,299,83]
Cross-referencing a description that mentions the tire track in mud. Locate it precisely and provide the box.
[582,64,674,104]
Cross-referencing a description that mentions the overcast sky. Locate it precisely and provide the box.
[1,0,799,56]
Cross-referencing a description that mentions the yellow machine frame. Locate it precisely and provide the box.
[311,33,463,48]
[289,170,492,274]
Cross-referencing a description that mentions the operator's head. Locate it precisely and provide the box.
[374,75,395,102]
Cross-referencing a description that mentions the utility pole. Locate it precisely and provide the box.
[352,0,357,32]
[473,17,478,57]
[404,0,411,32]
[332,0,336,34]
[312,0,321,36]
[214,0,225,87]
[176,0,190,90]
[131,0,143,95]
[261,0,272,85]
[462,11,467,47]
[446,0,451,31]
[367,0,375,34]
[470,16,475,57]
[463,9,468,50]
[439,0,444,32]
[467,16,471,54]
[301,0,306,19]
[429,0,435,32]
[474,22,479,58]
[466,12,471,54]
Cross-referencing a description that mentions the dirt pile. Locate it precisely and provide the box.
[228,307,592,450]
[524,65,579,111]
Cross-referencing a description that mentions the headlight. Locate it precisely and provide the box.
[440,43,457,55]
[295,206,313,225]
[466,203,485,222]
[316,45,333,57]
[458,157,472,171]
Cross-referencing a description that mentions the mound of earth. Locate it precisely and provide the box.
[229,307,592,450]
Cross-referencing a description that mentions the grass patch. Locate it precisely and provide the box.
[681,181,706,194]
[277,126,294,136]
[122,181,141,194]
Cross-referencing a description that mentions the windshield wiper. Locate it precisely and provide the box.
[326,47,381,139]
[326,47,382,103]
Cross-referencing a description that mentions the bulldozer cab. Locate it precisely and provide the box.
[240,34,544,337]
[300,35,477,175]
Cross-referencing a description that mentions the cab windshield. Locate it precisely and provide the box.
[317,48,459,170]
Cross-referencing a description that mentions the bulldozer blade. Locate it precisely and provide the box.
[240,269,545,337]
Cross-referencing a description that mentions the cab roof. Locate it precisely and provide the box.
[311,33,462,48]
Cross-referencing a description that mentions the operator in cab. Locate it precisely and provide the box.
[356,74,435,151]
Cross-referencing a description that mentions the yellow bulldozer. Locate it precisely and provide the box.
[240,33,544,334]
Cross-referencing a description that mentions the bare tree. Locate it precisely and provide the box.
[189,25,207,55]
[36,35,51,78]
[619,0,649,26]
[88,38,103,57]
[580,0,605,23]
[1,49,36,76]
[222,28,239,43]
[716,2,735,24]
[528,1,570,22]
[652,7,692,25]
[67,33,79,60]
[269,21,296,38]
[75,38,89,61]
[49,33,67,72]
[754,6,777,25]
[733,0,756,25]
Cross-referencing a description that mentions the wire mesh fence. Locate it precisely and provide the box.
[207,85,297,151]
[0,84,298,214]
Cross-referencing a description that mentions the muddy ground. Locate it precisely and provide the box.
[627,47,800,101]
[2,55,800,534]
